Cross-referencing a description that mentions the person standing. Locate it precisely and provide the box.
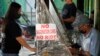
[2,2,36,56]
[62,0,77,30]
[61,0,77,44]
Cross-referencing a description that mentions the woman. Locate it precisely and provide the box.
[2,2,36,56]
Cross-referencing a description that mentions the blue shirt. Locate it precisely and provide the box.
[78,28,100,56]
[62,3,76,30]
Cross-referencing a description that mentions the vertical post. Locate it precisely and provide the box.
[94,0,100,31]
[84,0,87,14]
[89,0,92,18]
[84,0,85,14]
[31,8,32,25]
[36,41,38,56]
[36,0,38,23]
[84,0,89,16]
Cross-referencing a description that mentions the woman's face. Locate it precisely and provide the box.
[18,8,21,14]
[15,8,21,19]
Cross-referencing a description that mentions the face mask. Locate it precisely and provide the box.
[79,30,86,34]
[15,14,21,19]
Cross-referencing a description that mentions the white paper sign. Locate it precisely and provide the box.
[35,24,57,41]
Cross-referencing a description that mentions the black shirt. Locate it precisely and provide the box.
[62,3,76,30]
[2,20,22,53]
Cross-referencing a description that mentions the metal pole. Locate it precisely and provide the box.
[89,0,92,18]
[36,41,39,56]
[94,0,100,30]
[31,8,32,25]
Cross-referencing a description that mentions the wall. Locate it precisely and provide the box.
[15,0,26,12]
[0,0,11,17]
[54,0,65,13]
[0,0,26,17]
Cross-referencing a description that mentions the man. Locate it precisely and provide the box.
[62,0,76,30]
[61,0,77,44]
[77,19,100,56]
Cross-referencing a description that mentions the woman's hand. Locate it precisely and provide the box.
[29,47,37,52]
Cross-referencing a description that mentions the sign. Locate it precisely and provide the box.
[35,24,58,41]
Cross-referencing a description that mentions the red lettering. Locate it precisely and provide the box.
[41,24,49,28]
[36,35,43,40]
[44,35,57,40]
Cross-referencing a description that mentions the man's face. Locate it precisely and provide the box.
[78,24,88,34]
[65,0,72,3]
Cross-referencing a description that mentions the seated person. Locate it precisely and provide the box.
[70,18,100,56]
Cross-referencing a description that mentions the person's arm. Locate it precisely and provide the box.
[63,16,75,23]
[11,23,37,52]
[16,36,36,52]
[84,51,91,56]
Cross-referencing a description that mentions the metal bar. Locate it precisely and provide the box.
[25,0,33,25]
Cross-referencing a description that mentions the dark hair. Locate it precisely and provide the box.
[88,19,94,27]
[3,2,21,32]
[91,10,94,14]
[5,2,21,22]
[0,17,4,25]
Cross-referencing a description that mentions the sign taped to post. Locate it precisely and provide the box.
[35,24,58,41]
